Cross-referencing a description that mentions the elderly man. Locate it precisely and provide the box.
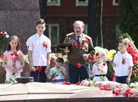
[64,20,95,84]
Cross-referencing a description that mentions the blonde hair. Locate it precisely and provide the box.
[95,52,106,60]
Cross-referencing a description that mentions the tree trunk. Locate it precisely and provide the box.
[97,0,103,47]
[39,0,48,36]
[88,0,98,46]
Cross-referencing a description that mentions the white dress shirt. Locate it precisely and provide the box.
[92,62,108,82]
[26,33,51,66]
[113,51,133,76]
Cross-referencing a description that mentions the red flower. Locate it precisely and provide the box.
[131,86,134,88]
[62,82,71,85]
[90,56,94,61]
[131,72,134,76]
[134,70,137,74]
[43,41,48,48]
[38,66,43,73]
[52,73,56,78]
[72,41,77,45]
[51,82,55,84]
[122,59,126,64]
[103,63,106,66]
[50,59,54,63]
[78,44,82,47]
[77,81,80,85]
[133,60,138,65]
[76,63,81,68]
[1,55,4,59]
[96,52,99,56]
[83,39,89,44]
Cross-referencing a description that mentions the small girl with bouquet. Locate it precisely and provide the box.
[2,36,25,80]
[89,51,108,82]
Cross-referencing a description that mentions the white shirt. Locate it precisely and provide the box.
[113,51,133,76]
[26,33,51,66]
[92,62,108,75]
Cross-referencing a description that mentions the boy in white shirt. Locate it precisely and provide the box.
[26,19,51,82]
[113,39,133,84]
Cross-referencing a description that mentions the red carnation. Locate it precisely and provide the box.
[1,55,4,59]
[38,66,43,73]
[52,73,56,78]
[90,56,94,61]
[103,63,106,66]
[76,63,81,68]
[96,52,99,56]
[134,70,137,74]
[133,60,138,65]
[122,59,126,64]
[72,41,77,45]
[131,72,134,76]
[77,81,80,85]
[78,44,82,47]
[50,59,54,63]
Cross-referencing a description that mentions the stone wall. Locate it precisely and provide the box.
[0,0,40,54]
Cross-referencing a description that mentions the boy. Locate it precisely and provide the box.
[26,19,51,82]
[46,57,67,83]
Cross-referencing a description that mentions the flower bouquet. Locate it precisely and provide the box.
[0,31,9,55]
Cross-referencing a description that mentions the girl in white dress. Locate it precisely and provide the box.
[89,52,108,82]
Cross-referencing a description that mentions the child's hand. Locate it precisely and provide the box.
[45,68,49,75]
[112,63,116,67]
[11,67,16,72]
[97,67,101,71]
[59,68,62,72]
[30,66,37,72]
[126,77,130,83]
[13,69,18,73]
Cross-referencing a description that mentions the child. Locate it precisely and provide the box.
[2,36,25,80]
[89,52,108,82]
[46,57,67,83]
[26,19,51,82]
[113,39,133,84]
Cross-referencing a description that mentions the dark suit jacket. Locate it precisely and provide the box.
[64,32,95,65]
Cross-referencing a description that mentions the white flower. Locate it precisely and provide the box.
[6,34,9,38]
[135,82,138,86]
[4,31,7,35]
[130,83,135,87]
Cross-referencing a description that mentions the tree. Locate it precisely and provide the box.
[118,0,138,48]
[97,0,103,47]
[88,0,98,46]
[88,0,103,47]
[39,0,48,36]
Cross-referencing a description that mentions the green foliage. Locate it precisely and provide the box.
[118,0,138,48]
[5,75,18,84]
[0,36,6,55]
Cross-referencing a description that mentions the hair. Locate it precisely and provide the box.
[7,36,20,51]
[73,20,85,28]
[56,57,64,64]
[119,39,128,46]
[96,52,106,60]
[36,19,46,26]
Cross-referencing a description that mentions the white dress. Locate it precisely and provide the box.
[92,62,108,82]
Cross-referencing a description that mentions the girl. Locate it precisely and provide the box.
[89,52,108,82]
[113,39,133,84]
[2,36,25,80]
